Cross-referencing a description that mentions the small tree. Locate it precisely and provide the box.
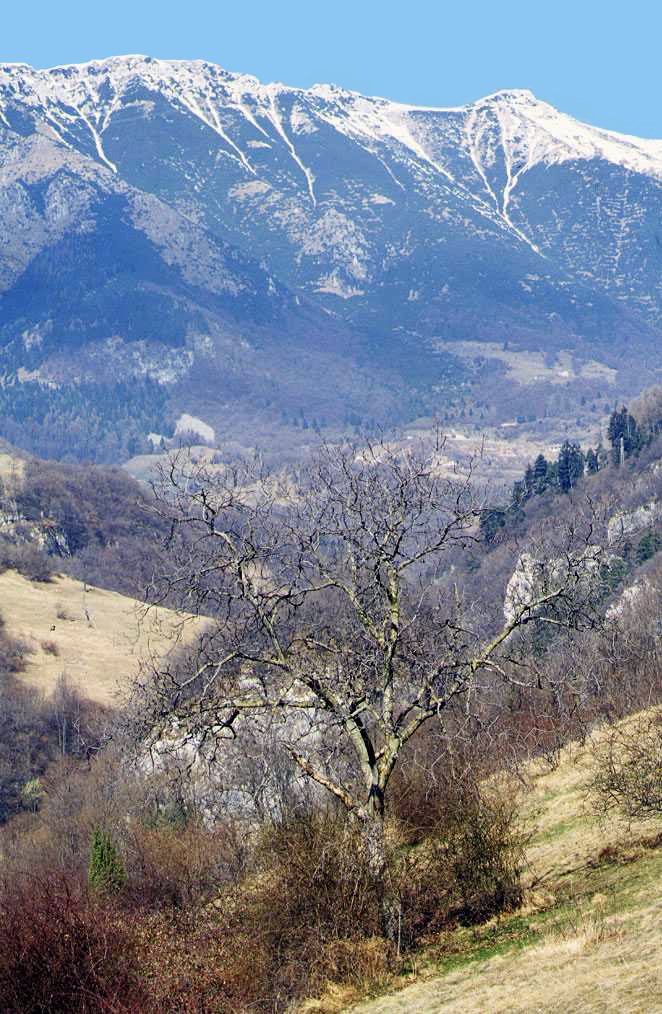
[88,828,126,894]
[585,448,599,475]
[135,439,604,941]
[532,453,549,494]
[590,712,662,821]
[557,441,584,493]
[607,406,639,464]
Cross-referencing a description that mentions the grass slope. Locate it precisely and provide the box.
[311,726,662,1014]
[0,569,202,705]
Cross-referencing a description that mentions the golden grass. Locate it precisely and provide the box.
[349,889,661,1013]
[319,723,662,1014]
[0,569,204,705]
[0,452,24,483]
[435,341,617,388]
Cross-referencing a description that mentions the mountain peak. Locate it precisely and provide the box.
[475,88,538,104]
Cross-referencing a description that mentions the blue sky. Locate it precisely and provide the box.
[3,0,660,137]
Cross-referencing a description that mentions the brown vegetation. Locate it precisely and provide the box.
[0,421,659,1011]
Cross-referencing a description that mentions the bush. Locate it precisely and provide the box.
[89,828,127,894]
[0,539,54,582]
[0,873,146,1013]
[589,711,662,821]
[394,776,525,941]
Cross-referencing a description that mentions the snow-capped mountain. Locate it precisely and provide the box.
[2,55,662,432]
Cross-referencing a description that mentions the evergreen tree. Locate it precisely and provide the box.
[88,828,126,894]
[558,442,573,493]
[557,441,584,493]
[479,508,505,545]
[636,532,658,565]
[607,406,639,464]
[524,463,535,499]
[511,479,527,505]
[585,448,599,474]
[532,453,549,493]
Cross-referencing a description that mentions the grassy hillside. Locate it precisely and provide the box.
[0,569,203,705]
[332,722,662,1014]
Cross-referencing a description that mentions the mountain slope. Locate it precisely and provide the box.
[349,719,662,1014]
[0,568,204,705]
[2,57,662,448]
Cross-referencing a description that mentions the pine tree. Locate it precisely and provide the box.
[511,479,527,505]
[533,453,549,493]
[524,463,535,498]
[479,508,505,545]
[636,532,657,565]
[569,442,584,485]
[586,448,599,474]
[88,828,126,894]
[607,406,639,464]
[558,441,584,493]
[558,441,573,493]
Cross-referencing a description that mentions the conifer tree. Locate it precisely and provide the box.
[607,406,639,463]
[586,448,599,474]
[533,453,549,493]
[479,508,505,544]
[524,463,535,498]
[88,827,126,894]
[557,441,584,493]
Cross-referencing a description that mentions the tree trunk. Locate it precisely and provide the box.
[360,797,401,945]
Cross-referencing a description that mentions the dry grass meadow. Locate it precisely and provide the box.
[0,569,204,705]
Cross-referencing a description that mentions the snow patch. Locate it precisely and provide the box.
[290,104,318,135]
[315,272,365,299]
[229,180,271,200]
[175,413,216,444]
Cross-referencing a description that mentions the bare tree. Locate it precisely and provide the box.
[133,438,604,940]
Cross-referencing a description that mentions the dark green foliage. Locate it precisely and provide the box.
[88,828,126,894]
[523,463,535,498]
[636,531,661,565]
[607,405,639,464]
[586,448,599,474]
[511,480,526,505]
[601,557,628,594]
[480,508,506,545]
[0,378,172,464]
[532,453,549,493]
[557,440,584,493]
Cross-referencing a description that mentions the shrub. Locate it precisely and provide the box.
[122,820,233,910]
[394,774,525,942]
[0,873,146,1013]
[589,711,662,821]
[41,638,60,656]
[89,828,127,894]
[235,813,386,1001]
[0,539,54,582]
[389,734,526,942]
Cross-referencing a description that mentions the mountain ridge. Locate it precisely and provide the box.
[2,55,662,455]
